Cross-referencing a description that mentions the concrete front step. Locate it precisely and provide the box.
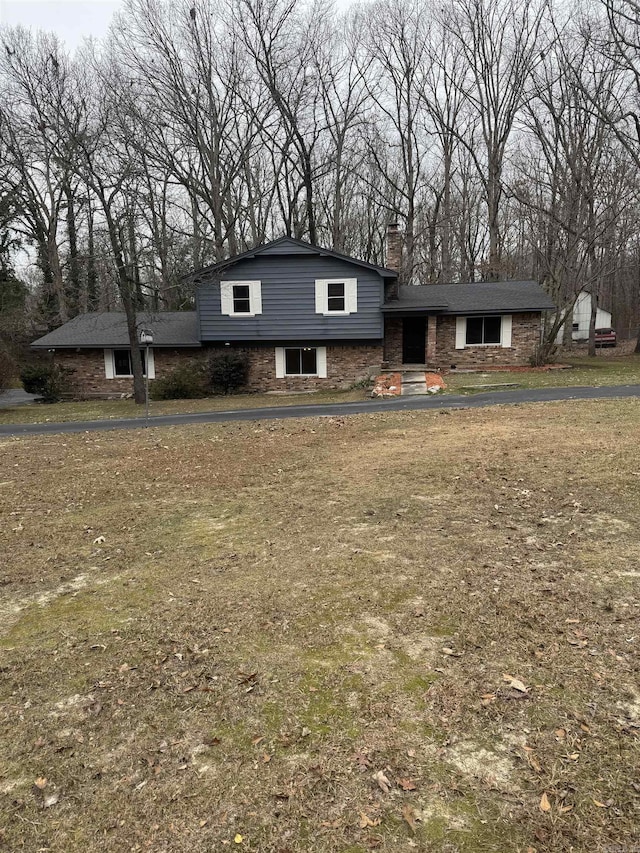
[402,383,429,395]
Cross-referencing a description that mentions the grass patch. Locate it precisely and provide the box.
[446,353,640,393]
[1,401,639,851]
[0,387,368,425]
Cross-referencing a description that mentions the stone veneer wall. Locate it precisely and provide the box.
[383,317,403,364]
[53,348,204,397]
[435,313,542,368]
[241,343,383,391]
[54,343,384,396]
[384,312,543,368]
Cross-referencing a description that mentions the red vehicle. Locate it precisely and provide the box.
[595,328,617,347]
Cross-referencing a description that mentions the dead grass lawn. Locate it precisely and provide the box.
[1,401,639,852]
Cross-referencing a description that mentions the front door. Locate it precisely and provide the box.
[402,317,426,363]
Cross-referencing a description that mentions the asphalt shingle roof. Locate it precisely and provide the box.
[31,312,201,349]
[186,236,398,283]
[383,281,555,314]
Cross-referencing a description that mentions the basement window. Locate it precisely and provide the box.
[285,347,317,375]
[275,346,327,378]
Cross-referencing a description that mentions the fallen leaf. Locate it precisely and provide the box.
[558,803,573,813]
[34,778,47,790]
[526,751,542,773]
[441,647,462,657]
[43,792,59,808]
[554,728,566,739]
[262,753,271,763]
[359,812,381,828]
[373,770,392,793]
[503,674,529,693]
[397,778,417,791]
[580,722,591,734]
[252,736,265,745]
[539,792,551,812]
[234,834,243,844]
[401,803,417,830]
[592,798,608,808]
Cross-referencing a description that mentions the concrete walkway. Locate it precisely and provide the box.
[1,384,639,437]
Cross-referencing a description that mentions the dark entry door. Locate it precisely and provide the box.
[402,317,426,363]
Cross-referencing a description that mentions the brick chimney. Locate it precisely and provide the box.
[384,222,401,301]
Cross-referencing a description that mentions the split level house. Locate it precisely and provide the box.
[31,227,555,396]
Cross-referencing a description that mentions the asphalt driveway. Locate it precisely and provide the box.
[1,383,639,437]
[0,389,38,409]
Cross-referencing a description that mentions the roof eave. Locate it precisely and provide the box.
[186,236,398,281]
[31,342,202,350]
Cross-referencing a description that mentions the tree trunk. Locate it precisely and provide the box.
[64,182,80,315]
[102,201,146,403]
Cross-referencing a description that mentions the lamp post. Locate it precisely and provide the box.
[140,329,154,427]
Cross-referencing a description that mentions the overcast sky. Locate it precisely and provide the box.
[0,0,124,49]
[0,0,353,50]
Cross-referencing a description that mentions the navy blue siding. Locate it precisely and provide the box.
[197,256,384,341]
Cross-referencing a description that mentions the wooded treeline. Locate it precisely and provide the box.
[2,0,640,345]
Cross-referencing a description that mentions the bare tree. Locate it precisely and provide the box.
[446,0,550,279]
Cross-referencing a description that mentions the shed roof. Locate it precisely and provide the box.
[382,280,555,315]
[31,312,201,349]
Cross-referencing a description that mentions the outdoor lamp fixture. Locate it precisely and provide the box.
[140,329,154,426]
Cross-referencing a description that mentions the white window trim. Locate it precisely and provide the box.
[315,278,357,316]
[220,280,262,317]
[275,346,327,379]
[455,315,512,349]
[104,348,155,379]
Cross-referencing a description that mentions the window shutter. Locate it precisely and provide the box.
[146,348,156,379]
[104,349,114,379]
[455,317,466,349]
[501,315,512,348]
[345,279,357,314]
[275,347,285,378]
[315,279,327,314]
[250,280,262,315]
[220,282,233,315]
[317,347,327,378]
